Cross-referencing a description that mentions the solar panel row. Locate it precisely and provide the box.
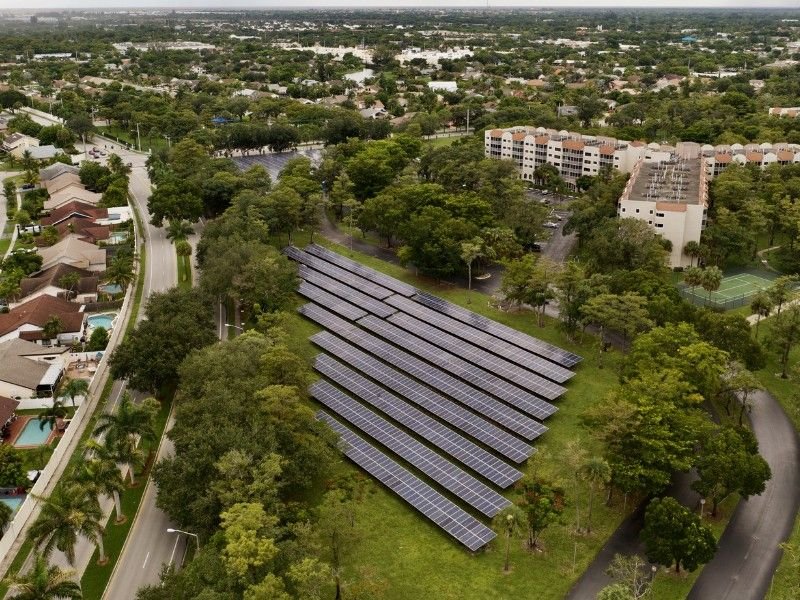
[358,315,558,420]
[316,411,496,551]
[305,243,418,297]
[285,246,394,300]
[298,265,397,319]
[298,281,368,321]
[311,332,535,462]
[386,311,566,401]
[299,304,547,440]
[311,381,511,517]
[315,353,523,488]
[385,295,574,384]
[413,291,582,368]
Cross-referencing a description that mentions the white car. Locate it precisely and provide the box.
[543,221,559,229]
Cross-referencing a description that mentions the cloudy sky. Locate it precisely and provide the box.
[2,0,800,9]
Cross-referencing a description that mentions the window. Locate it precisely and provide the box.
[621,207,626,212]
[649,210,653,214]
[656,212,664,217]
[655,223,664,228]
[635,208,640,213]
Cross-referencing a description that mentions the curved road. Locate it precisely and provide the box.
[688,389,800,600]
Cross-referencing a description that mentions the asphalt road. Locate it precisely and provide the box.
[687,389,800,600]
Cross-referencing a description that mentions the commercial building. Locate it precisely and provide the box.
[617,158,708,268]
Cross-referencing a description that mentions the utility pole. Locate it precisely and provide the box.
[136,122,141,152]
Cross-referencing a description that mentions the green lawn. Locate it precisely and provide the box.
[177,253,192,290]
[286,237,642,600]
[96,125,169,154]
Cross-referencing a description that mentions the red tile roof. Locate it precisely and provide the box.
[0,295,84,338]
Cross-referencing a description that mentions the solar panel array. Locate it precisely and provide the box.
[317,412,496,551]
[315,353,523,487]
[298,281,368,321]
[385,295,574,383]
[305,243,418,297]
[413,291,582,368]
[386,311,566,400]
[302,305,547,441]
[358,315,558,420]
[286,245,581,551]
[311,381,511,517]
[311,331,536,462]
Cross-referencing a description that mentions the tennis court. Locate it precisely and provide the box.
[681,272,776,309]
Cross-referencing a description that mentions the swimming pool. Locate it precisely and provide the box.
[87,313,117,331]
[108,231,128,244]
[0,496,24,513]
[13,419,53,447]
[98,284,122,295]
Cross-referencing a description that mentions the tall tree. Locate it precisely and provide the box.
[750,291,772,339]
[317,489,361,600]
[641,497,717,573]
[770,305,800,378]
[581,456,611,533]
[460,237,485,302]
[38,399,67,432]
[493,505,526,573]
[3,555,82,600]
[701,266,723,304]
[75,446,127,523]
[581,292,653,364]
[516,479,565,550]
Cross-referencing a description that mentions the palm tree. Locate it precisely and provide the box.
[105,254,134,290]
[683,266,704,304]
[75,444,126,524]
[38,399,67,432]
[581,456,611,534]
[701,266,724,305]
[460,237,484,304]
[683,241,702,267]
[60,378,89,408]
[493,505,525,573]
[58,272,82,301]
[3,555,82,600]
[27,482,106,566]
[93,394,159,485]
[106,153,131,177]
[750,291,773,339]
[166,219,194,243]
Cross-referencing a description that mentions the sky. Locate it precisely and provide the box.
[2,0,800,9]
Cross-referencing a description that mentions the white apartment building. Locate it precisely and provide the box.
[485,126,800,186]
[617,159,708,268]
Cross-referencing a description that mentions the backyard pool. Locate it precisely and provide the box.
[108,231,129,244]
[0,496,24,514]
[98,284,122,295]
[13,419,53,447]
[87,312,118,331]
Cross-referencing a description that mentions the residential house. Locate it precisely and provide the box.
[37,235,106,272]
[44,186,102,212]
[39,162,79,182]
[0,396,19,429]
[0,338,68,399]
[44,172,82,195]
[0,295,85,346]
[427,81,458,93]
[360,105,388,120]
[27,145,58,161]
[41,201,107,228]
[18,263,99,305]
[2,133,39,158]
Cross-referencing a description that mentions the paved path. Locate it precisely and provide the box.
[688,389,800,600]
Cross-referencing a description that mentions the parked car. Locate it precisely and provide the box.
[20,183,35,190]
[543,221,559,229]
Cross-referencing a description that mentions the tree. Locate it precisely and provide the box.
[147,177,204,226]
[556,263,608,340]
[58,272,81,300]
[501,254,560,326]
[75,446,126,524]
[317,489,361,600]
[105,253,134,290]
[641,497,716,573]
[701,266,723,304]
[684,240,702,267]
[61,380,88,407]
[38,399,67,432]
[93,393,159,485]
[603,553,654,600]
[692,425,771,516]
[683,266,705,302]
[0,499,12,535]
[165,220,194,242]
[771,305,800,378]
[516,479,565,550]
[0,445,27,488]
[3,555,82,600]
[597,583,636,600]
[42,316,63,343]
[27,482,106,566]
[581,293,652,364]
[581,456,611,533]
[493,505,526,573]
[220,502,279,584]
[87,326,109,351]
[66,113,93,141]
[719,363,764,423]
[768,275,798,315]
[359,190,406,248]
[460,237,484,303]
[750,291,773,339]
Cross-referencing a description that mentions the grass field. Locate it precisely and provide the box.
[176,253,192,290]
[284,236,702,600]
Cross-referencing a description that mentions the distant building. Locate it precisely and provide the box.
[769,107,800,118]
[427,81,458,93]
[617,159,708,268]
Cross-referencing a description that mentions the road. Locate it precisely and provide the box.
[687,389,800,600]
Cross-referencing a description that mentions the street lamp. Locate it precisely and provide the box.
[166,528,200,550]
[699,498,706,519]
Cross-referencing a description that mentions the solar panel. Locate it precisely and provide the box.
[298,304,547,439]
[413,291,582,368]
[305,243,418,297]
[317,411,496,551]
[284,246,394,300]
[315,353,523,487]
[311,331,535,462]
[311,381,511,517]
[298,281,368,321]
[358,315,558,420]
[297,265,397,319]
[386,311,565,400]
[386,295,574,384]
